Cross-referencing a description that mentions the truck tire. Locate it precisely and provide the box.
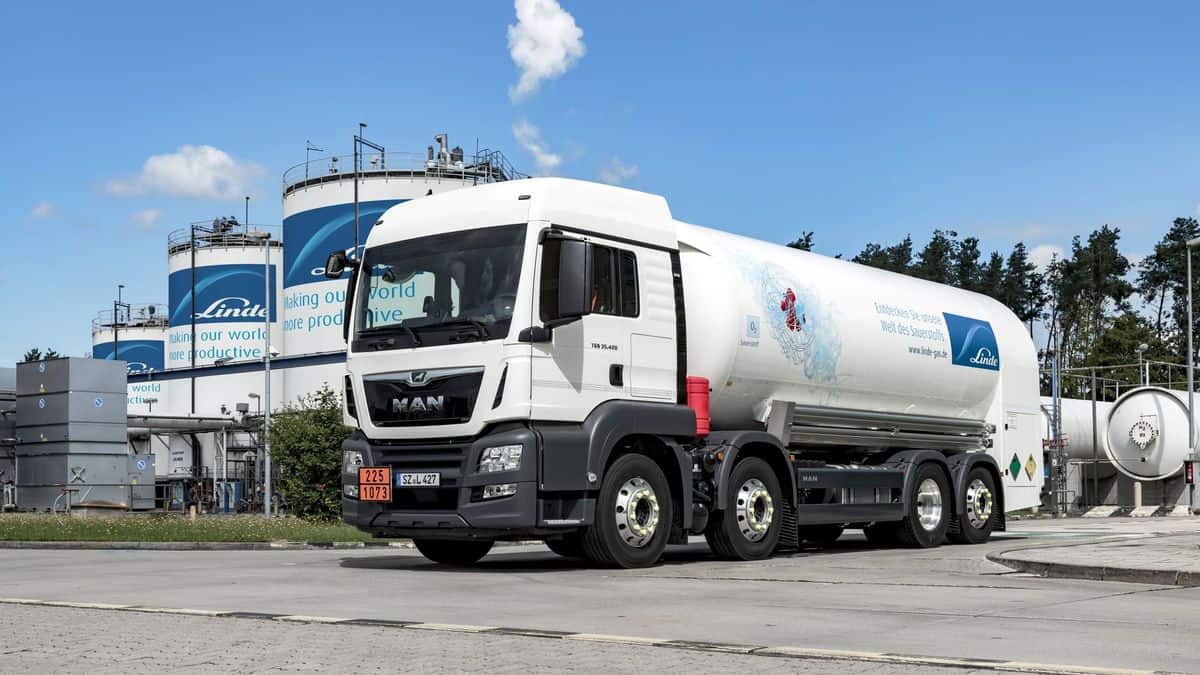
[948,466,998,545]
[894,463,950,548]
[580,454,673,568]
[798,524,844,546]
[705,457,783,560]
[413,539,494,566]
[544,533,585,558]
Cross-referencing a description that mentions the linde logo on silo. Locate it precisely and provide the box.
[282,199,404,288]
[167,264,276,327]
[192,297,268,320]
[942,312,1001,371]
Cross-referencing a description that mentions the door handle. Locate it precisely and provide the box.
[609,364,624,387]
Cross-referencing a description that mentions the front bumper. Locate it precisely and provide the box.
[341,426,589,540]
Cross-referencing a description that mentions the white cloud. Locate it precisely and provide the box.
[105,145,264,200]
[31,202,53,219]
[598,157,638,186]
[512,120,563,175]
[1029,244,1065,270]
[507,0,586,101]
[132,208,162,231]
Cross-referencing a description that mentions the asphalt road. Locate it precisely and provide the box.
[1,518,1196,673]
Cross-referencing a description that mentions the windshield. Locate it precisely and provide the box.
[354,224,526,348]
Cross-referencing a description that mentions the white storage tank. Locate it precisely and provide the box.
[1104,386,1194,481]
[91,304,171,415]
[1039,396,1116,477]
[278,134,525,397]
[165,218,283,372]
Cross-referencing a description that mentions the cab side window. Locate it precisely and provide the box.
[591,245,639,318]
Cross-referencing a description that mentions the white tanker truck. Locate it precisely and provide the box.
[329,178,1044,568]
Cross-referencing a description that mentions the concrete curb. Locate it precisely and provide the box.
[0,539,540,551]
[987,533,1200,587]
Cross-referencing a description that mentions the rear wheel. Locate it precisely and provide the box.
[798,524,845,546]
[948,467,998,545]
[705,457,784,560]
[413,539,494,566]
[894,463,950,548]
[544,532,585,558]
[580,454,672,568]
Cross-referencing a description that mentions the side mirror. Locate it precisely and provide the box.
[555,238,593,321]
[324,251,358,279]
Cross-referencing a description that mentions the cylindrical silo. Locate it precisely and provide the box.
[166,218,283,371]
[91,303,171,415]
[278,134,525,397]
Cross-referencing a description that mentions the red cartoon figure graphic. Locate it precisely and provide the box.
[780,288,805,332]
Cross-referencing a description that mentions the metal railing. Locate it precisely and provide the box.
[167,218,282,256]
[281,147,527,196]
[91,304,169,332]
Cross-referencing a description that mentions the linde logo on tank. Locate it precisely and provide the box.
[192,297,268,320]
[942,312,1001,371]
[969,347,999,368]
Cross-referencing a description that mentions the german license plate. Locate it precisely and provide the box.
[358,467,392,502]
[397,472,440,487]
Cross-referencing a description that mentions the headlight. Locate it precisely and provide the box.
[478,445,522,473]
[343,450,364,475]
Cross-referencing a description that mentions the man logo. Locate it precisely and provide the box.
[405,370,429,387]
[391,395,445,416]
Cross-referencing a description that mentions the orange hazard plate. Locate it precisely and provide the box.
[358,467,392,502]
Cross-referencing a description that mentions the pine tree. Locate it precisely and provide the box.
[786,232,815,251]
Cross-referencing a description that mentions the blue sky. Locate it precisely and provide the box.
[2,1,1199,364]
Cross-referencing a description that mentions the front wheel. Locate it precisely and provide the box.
[948,467,998,544]
[413,539,494,566]
[705,457,784,560]
[580,454,673,568]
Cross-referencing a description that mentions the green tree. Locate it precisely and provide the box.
[1000,242,1046,328]
[952,236,983,292]
[21,348,59,362]
[786,231,814,251]
[978,251,1006,299]
[911,230,958,285]
[1137,218,1200,362]
[853,235,913,273]
[267,385,353,518]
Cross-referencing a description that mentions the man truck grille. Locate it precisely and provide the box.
[363,368,483,427]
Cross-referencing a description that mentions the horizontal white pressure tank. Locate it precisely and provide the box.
[677,223,1040,429]
[1104,387,1194,480]
[1039,396,1116,477]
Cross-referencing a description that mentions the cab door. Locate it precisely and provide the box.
[530,232,676,421]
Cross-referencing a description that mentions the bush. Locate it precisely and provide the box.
[268,385,353,518]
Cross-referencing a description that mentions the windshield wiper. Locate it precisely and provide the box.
[361,325,422,348]
[437,319,490,340]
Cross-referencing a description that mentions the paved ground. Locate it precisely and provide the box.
[991,530,1200,586]
[0,518,1197,673]
[0,604,995,674]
